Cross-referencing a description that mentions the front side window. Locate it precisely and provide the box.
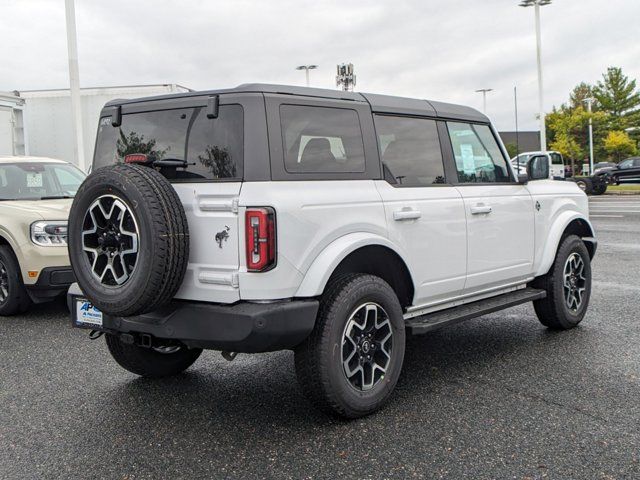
[374,115,445,186]
[94,105,243,181]
[0,163,85,200]
[280,105,365,173]
[447,122,511,183]
[618,159,633,169]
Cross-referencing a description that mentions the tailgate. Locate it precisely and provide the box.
[172,182,242,303]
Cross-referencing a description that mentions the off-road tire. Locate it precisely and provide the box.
[533,235,591,330]
[592,182,607,195]
[0,245,32,316]
[574,178,593,195]
[68,164,189,316]
[294,274,406,419]
[105,333,202,378]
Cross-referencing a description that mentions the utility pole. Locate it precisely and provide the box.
[520,0,551,152]
[336,63,356,91]
[585,97,595,175]
[295,65,318,87]
[64,0,85,171]
[475,88,493,114]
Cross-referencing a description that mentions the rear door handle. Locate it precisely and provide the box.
[470,204,492,215]
[393,208,421,221]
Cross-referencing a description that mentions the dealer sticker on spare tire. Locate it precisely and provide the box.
[75,299,103,328]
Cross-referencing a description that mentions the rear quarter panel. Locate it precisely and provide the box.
[237,180,388,300]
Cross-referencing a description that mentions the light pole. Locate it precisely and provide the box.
[475,88,493,114]
[584,97,595,175]
[64,0,85,171]
[519,0,551,152]
[296,65,318,87]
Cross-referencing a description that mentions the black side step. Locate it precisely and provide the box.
[406,287,546,335]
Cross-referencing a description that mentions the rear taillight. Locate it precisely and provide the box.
[124,153,148,164]
[245,207,276,272]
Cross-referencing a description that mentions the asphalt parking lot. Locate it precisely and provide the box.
[1,196,639,480]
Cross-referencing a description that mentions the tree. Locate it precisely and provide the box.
[549,132,582,174]
[569,82,598,111]
[505,143,518,159]
[593,67,640,130]
[197,145,237,178]
[603,130,637,161]
[116,130,168,160]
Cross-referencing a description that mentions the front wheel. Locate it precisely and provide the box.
[533,235,592,330]
[0,246,32,316]
[294,274,406,419]
[105,334,202,378]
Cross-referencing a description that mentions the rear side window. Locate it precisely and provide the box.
[280,105,365,173]
[94,105,243,181]
[446,122,511,183]
[374,115,445,186]
[550,152,564,165]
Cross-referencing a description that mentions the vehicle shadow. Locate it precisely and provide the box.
[85,308,581,432]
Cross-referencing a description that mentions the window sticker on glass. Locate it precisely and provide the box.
[26,172,43,188]
[460,144,475,175]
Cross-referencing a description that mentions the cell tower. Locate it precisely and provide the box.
[336,63,356,91]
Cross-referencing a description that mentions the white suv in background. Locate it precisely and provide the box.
[66,85,596,418]
[0,156,85,315]
[512,150,566,179]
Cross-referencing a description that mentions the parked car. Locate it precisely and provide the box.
[595,157,640,184]
[67,84,596,418]
[511,150,565,179]
[593,161,616,174]
[0,156,85,315]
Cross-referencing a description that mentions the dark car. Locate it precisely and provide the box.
[593,161,616,174]
[597,157,640,184]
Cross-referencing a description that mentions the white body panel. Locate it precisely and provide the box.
[238,181,388,300]
[457,184,535,293]
[375,181,467,305]
[171,176,591,312]
[173,182,242,304]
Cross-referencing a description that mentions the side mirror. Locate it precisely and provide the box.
[527,155,550,181]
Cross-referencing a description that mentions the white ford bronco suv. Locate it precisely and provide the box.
[67,84,596,418]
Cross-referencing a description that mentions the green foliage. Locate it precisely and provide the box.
[197,145,237,179]
[603,130,637,161]
[116,130,168,160]
[505,143,519,158]
[593,67,640,130]
[547,67,640,164]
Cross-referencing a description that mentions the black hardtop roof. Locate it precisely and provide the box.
[104,83,488,123]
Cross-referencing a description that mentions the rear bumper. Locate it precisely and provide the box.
[26,267,75,303]
[67,284,319,353]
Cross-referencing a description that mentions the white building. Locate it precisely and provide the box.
[18,84,190,169]
[0,91,27,156]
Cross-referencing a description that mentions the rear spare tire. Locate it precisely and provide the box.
[68,164,189,316]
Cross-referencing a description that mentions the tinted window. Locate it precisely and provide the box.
[374,115,445,186]
[0,163,85,200]
[280,105,365,173]
[447,122,511,183]
[618,159,633,169]
[550,152,564,165]
[94,105,243,181]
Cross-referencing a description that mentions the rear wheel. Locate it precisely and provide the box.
[533,235,591,330]
[105,333,202,378]
[0,246,31,316]
[592,182,607,195]
[294,274,405,418]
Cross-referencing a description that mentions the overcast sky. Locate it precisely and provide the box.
[2,0,640,131]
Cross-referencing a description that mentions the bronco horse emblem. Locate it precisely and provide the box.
[215,226,230,248]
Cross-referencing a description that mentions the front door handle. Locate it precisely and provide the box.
[470,204,492,215]
[393,208,422,221]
